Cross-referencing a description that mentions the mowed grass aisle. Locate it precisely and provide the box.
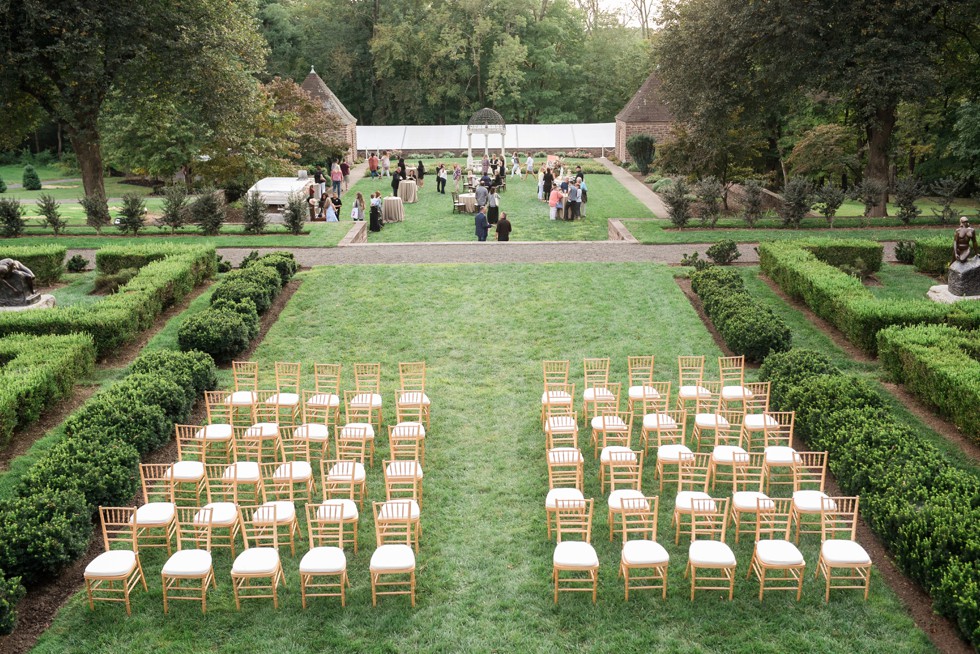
[33,263,931,653]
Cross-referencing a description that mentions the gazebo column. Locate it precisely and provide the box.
[484,134,489,157]
[467,132,473,169]
[501,130,506,160]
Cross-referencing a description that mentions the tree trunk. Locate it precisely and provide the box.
[864,105,895,217]
[65,125,105,198]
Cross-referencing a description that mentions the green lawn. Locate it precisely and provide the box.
[867,264,938,301]
[0,163,66,183]
[4,176,155,201]
[33,263,931,653]
[627,221,955,245]
[353,168,654,243]
[47,271,101,307]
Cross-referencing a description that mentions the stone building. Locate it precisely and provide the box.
[614,72,674,162]
[300,66,357,160]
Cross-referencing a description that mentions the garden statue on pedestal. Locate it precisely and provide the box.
[0,258,40,307]
[949,216,980,297]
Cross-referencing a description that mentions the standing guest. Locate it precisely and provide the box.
[475,181,489,210]
[369,191,383,231]
[560,176,570,193]
[537,166,545,199]
[330,192,343,219]
[475,206,489,241]
[574,165,584,181]
[436,164,448,194]
[391,167,402,196]
[381,152,391,177]
[496,212,512,241]
[351,192,365,221]
[307,186,318,222]
[525,153,534,180]
[579,178,588,218]
[340,160,351,191]
[416,160,426,188]
[548,185,560,220]
[368,153,379,179]
[313,166,325,197]
[453,163,462,193]
[511,153,521,177]
[330,164,343,195]
[567,181,580,220]
[487,187,500,226]
[324,194,339,222]
[543,167,554,200]
[481,154,490,175]
[557,187,566,221]
[397,156,407,178]
[493,167,504,189]
[317,191,329,220]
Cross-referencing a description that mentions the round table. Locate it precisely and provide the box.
[397,180,418,203]
[382,196,404,223]
[459,193,477,213]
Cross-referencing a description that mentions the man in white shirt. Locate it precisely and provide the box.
[524,154,534,179]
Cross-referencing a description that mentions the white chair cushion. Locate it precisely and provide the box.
[253,501,296,524]
[199,502,238,526]
[545,416,577,433]
[328,462,366,483]
[545,488,584,509]
[553,541,599,568]
[317,499,359,520]
[274,461,313,481]
[195,423,233,441]
[294,424,329,441]
[675,491,714,512]
[755,539,805,566]
[232,547,280,575]
[226,390,256,405]
[385,461,423,480]
[591,415,628,431]
[743,413,779,431]
[306,393,340,408]
[678,385,711,399]
[608,489,646,510]
[398,392,431,406]
[340,424,375,439]
[764,446,801,465]
[167,460,204,481]
[370,544,415,571]
[657,444,693,462]
[133,502,175,526]
[223,461,261,482]
[300,546,347,574]
[793,490,832,512]
[599,446,636,463]
[732,491,773,511]
[821,539,871,565]
[378,500,421,520]
[351,393,382,408]
[695,413,729,429]
[162,549,213,576]
[266,392,299,406]
[622,540,670,565]
[721,385,753,401]
[628,385,660,400]
[85,550,137,577]
[392,422,426,438]
[547,447,584,464]
[541,390,572,405]
[245,422,279,439]
[583,387,614,402]
[642,413,677,430]
[711,445,747,463]
[689,540,736,566]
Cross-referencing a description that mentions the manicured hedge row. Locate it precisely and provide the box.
[0,245,215,356]
[913,236,949,276]
[178,252,297,362]
[760,349,980,648]
[95,242,200,275]
[759,240,980,355]
[689,267,791,362]
[799,239,883,274]
[0,566,25,634]
[878,324,980,441]
[0,334,96,448]
[0,350,216,590]
[0,245,66,285]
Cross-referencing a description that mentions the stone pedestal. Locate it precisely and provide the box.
[0,294,56,311]
[928,285,980,305]
[948,257,980,297]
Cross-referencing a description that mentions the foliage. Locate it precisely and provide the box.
[757,348,839,408]
[0,245,65,284]
[178,305,253,362]
[242,251,298,285]
[191,189,226,236]
[36,194,67,235]
[216,255,233,273]
[778,178,812,228]
[283,192,307,236]
[0,568,25,635]
[785,124,860,181]
[211,297,260,340]
[690,266,792,362]
[66,255,88,273]
[158,184,189,234]
[79,194,111,234]
[694,176,723,227]
[651,177,674,193]
[128,349,217,397]
[20,165,40,191]
[626,134,656,175]
[740,180,764,227]
[663,178,692,228]
[894,240,916,265]
[706,240,741,265]
[680,251,712,271]
[93,268,138,294]
[893,177,925,225]
[116,193,147,235]
[656,122,764,193]
[242,191,267,235]
[0,174,5,194]
[913,237,949,276]
[930,176,962,224]
[0,198,25,237]
[811,183,845,228]
[851,178,889,220]
[266,77,347,166]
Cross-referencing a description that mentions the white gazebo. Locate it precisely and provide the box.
[466,108,506,169]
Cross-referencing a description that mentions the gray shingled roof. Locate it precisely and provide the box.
[615,72,672,123]
[300,67,357,126]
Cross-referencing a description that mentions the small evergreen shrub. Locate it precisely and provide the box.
[216,255,233,273]
[694,176,723,228]
[79,194,111,234]
[680,251,712,271]
[66,254,89,273]
[812,183,845,228]
[741,180,765,227]
[242,191,266,235]
[0,198,25,237]
[706,240,741,265]
[283,193,306,236]
[178,307,252,362]
[912,237,949,276]
[21,165,41,191]
[626,135,656,175]
[93,267,138,294]
[159,184,188,234]
[63,394,172,455]
[191,189,225,235]
[37,194,67,235]
[128,349,217,396]
[852,178,888,219]
[243,251,298,284]
[211,297,260,339]
[894,240,916,265]
[893,176,925,225]
[0,174,6,194]
[0,568,25,634]
[931,176,962,224]
[116,193,147,235]
[778,178,812,228]
[651,177,673,193]
[758,348,839,408]
[664,178,692,228]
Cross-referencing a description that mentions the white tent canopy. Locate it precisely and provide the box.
[356,123,614,153]
[246,176,313,208]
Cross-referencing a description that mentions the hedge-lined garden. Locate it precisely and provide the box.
[0,334,95,448]
[760,349,980,648]
[878,324,980,441]
[759,239,980,354]
[0,245,65,285]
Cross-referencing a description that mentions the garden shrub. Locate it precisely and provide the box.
[680,251,712,271]
[0,245,65,284]
[242,251,298,285]
[107,373,191,423]
[893,176,925,225]
[93,267,138,294]
[283,193,306,236]
[128,349,217,397]
[690,267,791,362]
[96,242,200,274]
[663,178,692,228]
[36,193,67,235]
[894,240,916,265]
[66,254,88,273]
[158,184,189,234]
[79,194,110,234]
[651,177,673,193]
[216,255,233,273]
[706,240,741,265]
[116,193,147,235]
[242,190,266,235]
[741,180,765,227]
[0,174,5,194]
[626,134,656,175]
[211,265,281,314]
[757,348,839,408]
[912,236,949,276]
[63,394,172,455]
[0,198,25,237]
[211,297,260,340]
[191,188,225,235]
[852,178,888,219]
[0,568,25,635]
[178,307,252,362]
[812,183,845,228]
[931,176,962,224]
[778,178,812,228]
[694,177,723,228]
[20,165,41,191]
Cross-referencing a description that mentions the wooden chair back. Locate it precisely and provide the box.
[583,357,611,390]
[820,496,860,541]
[542,360,570,386]
[234,424,281,463]
[395,392,426,424]
[204,464,238,503]
[678,452,711,492]
[763,412,795,448]
[638,381,671,413]
[690,497,729,540]
[373,501,415,546]
[175,506,213,551]
[344,390,374,425]
[204,391,233,424]
[608,450,643,491]
[547,448,583,490]
[140,463,176,504]
[389,423,424,461]
[320,459,358,500]
[384,460,422,501]
[305,503,344,549]
[99,506,139,552]
[652,409,687,447]
[554,498,593,543]
[233,361,258,391]
[398,361,426,391]
[711,411,746,448]
[176,425,207,462]
[627,356,655,387]
[239,504,280,549]
[335,425,370,463]
[301,391,333,425]
[732,452,766,492]
[353,362,381,393]
[620,496,660,542]
[313,363,342,394]
[274,362,301,394]
[794,451,828,492]
[756,497,793,540]
[596,409,632,448]
[743,382,771,413]
[543,382,575,413]
[677,355,705,387]
[718,356,745,387]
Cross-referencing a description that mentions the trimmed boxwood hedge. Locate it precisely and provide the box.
[878,324,980,441]
[0,245,215,356]
[760,349,980,648]
[0,244,65,285]
[95,242,201,275]
[0,333,96,448]
[912,236,949,276]
[690,267,791,362]
[759,240,980,355]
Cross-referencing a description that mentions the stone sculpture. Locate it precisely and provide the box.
[0,258,39,307]
[949,217,980,297]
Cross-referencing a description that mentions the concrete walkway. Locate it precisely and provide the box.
[595,157,668,219]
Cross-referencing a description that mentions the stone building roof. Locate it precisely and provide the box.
[300,66,357,126]
[615,72,672,124]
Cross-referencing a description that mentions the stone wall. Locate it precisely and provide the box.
[615,119,674,162]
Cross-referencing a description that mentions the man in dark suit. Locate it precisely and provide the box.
[475,206,489,241]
